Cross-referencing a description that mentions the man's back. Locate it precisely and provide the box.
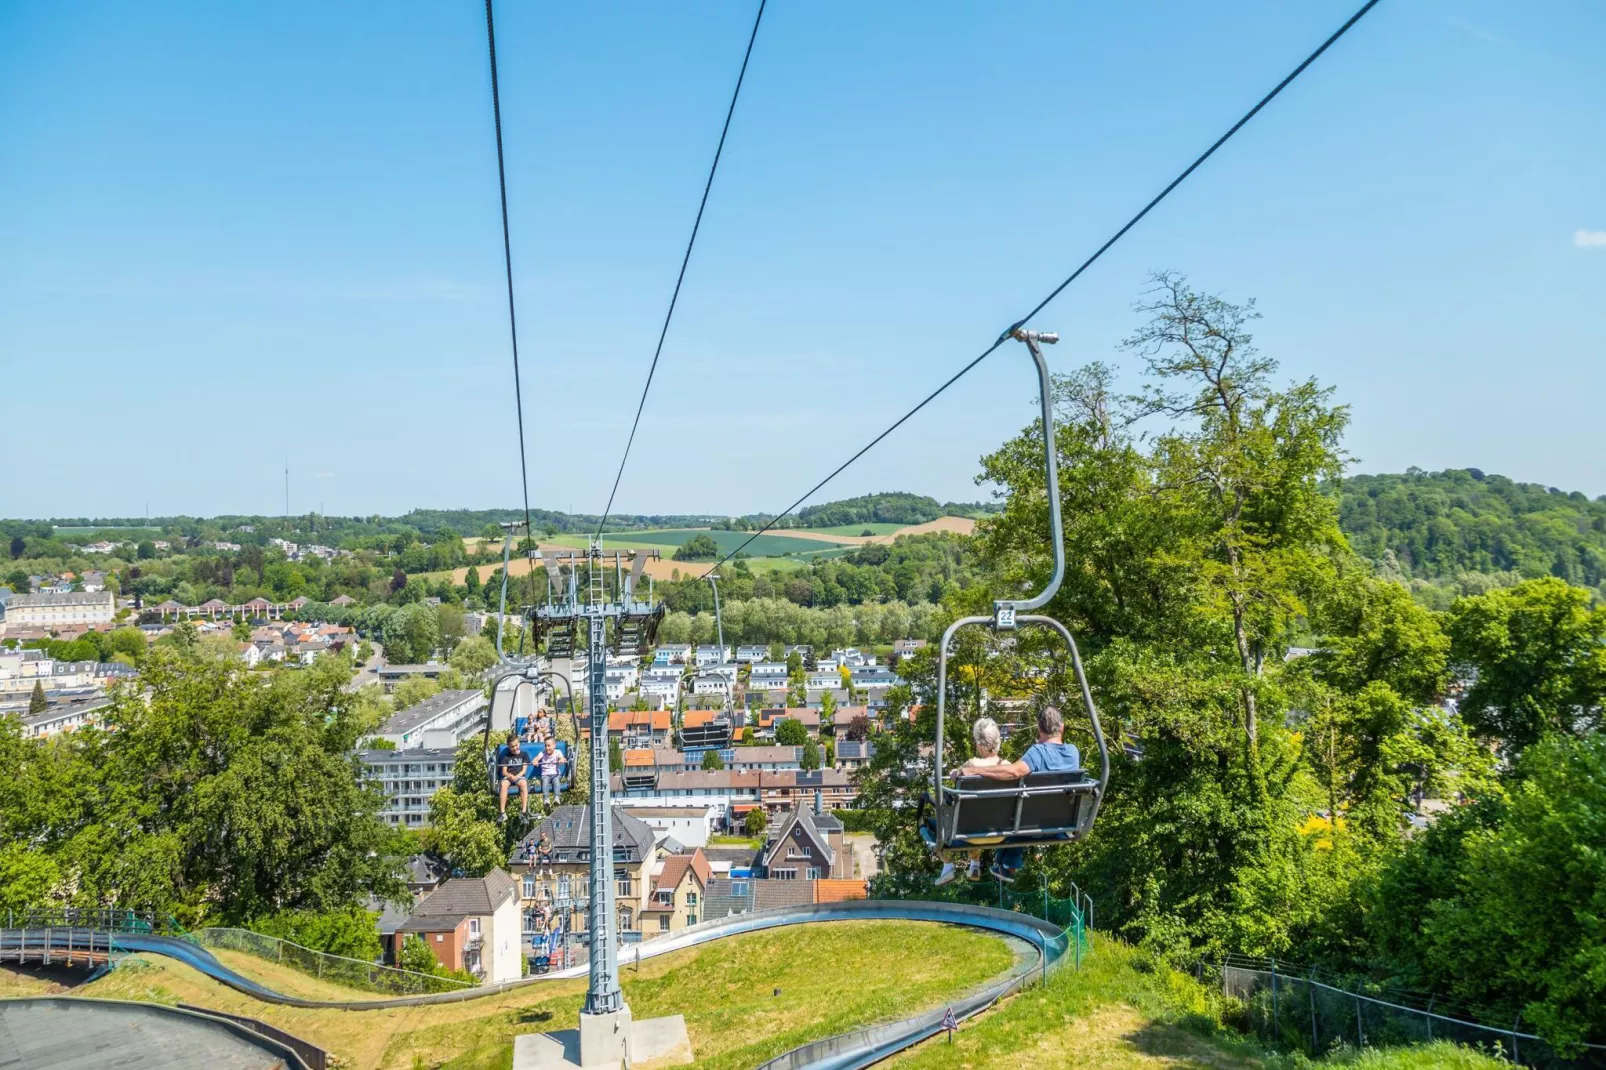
[1023,740,1080,773]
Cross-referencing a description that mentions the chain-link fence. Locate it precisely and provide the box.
[1203,956,1606,1068]
[195,928,473,995]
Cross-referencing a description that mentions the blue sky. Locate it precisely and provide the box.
[3,0,1602,520]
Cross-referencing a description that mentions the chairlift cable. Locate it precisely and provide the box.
[595,0,768,539]
[703,0,1383,575]
[484,0,536,551]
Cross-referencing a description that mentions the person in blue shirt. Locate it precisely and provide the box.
[966,706,1081,880]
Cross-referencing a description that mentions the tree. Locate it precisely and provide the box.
[423,787,505,877]
[232,620,252,642]
[673,534,719,562]
[437,604,466,654]
[104,627,147,662]
[253,906,381,960]
[28,681,46,715]
[844,714,871,742]
[739,726,754,745]
[823,739,835,768]
[1366,733,1606,1054]
[8,535,23,559]
[136,540,156,560]
[701,750,725,771]
[464,566,481,599]
[744,807,767,838]
[390,568,408,593]
[609,737,623,774]
[399,933,443,976]
[775,718,808,747]
[391,676,440,711]
[449,635,497,677]
[382,602,441,664]
[801,740,821,771]
[1447,577,1606,752]
[820,690,837,724]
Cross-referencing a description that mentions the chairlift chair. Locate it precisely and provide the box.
[925,330,1110,856]
[484,666,577,798]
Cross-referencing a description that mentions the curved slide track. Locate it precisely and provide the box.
[2,900,1071,1069]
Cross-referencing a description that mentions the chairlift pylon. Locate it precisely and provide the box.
[925,329,1109,856]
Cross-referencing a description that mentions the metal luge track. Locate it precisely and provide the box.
[2,900,1071,1068]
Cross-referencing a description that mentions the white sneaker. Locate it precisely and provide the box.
[966,860,981,881]
[935,862,957,886]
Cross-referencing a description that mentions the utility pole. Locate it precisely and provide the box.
[284,460,290,528]
[528,539,663,1066]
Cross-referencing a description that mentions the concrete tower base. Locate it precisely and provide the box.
[513,1011,692,1070]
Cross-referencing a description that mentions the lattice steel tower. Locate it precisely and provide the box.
[528,538,663,1020]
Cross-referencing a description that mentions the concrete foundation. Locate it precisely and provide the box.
[513,1012,692,1070]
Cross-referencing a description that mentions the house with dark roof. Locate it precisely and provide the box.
[510,805,658,945]
[762,806,851,881]
[393,868,521,983]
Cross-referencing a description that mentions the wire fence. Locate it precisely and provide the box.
[195,928,474,996]
[1203,957,1606,1069]
[889,879,1093,967]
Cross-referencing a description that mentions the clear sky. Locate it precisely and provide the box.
[3,0,1602,520]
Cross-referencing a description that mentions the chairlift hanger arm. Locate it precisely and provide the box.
[996,329,1063,622]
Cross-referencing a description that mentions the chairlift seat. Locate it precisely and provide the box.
[937,770,1101,851]
[486,739,572,797]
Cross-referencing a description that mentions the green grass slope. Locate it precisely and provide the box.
[888,937,1508,1070]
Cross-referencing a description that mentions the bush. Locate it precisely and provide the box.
[251,906,382,961]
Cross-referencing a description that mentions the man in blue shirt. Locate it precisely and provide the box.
[967,706,1081,879]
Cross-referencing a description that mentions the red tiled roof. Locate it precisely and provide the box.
[623,749,655,768]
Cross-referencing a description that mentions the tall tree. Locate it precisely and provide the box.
[1447,577,1606,752]
[28,680,46,715]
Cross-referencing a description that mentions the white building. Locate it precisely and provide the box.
[374,689,488,750]
[359,746,459,828]
[2,591,116,629]
[622,805,717,849]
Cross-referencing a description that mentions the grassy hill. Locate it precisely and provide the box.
[0,921,1010,1070]
[888,937,1508,1070]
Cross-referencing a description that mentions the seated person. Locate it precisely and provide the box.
[536,737,569,808]
[964,706,1081,880]
[498,735,530,818]
[536,831,554,875]
[533,710,552,740]
[937,717,1005,886]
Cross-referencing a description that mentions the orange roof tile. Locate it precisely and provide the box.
[814,879,868,903]
[623,749,655,768]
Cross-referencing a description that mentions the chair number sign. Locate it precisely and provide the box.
[994,605,1017,630]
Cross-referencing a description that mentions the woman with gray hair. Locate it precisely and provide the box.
[936,717,1005,885]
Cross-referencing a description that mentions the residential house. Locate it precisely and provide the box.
[834,739,876,772]
[394,868,522,983]
[511,805,657,947]
[759,770,856,815]
[13,698,108,740]
[757,708,821,739]
[652,644,692,666]
[804,689,851,712]
[602,710,672,748]
[641,849,712,936]
[829,706,871,735]
[734,645,769,664]
[621,806,717,849]
[748,663,788,691]
[850,666,899,689]
[330,594,357,607]
[405,854,451,897]
[761,806,851,881]
[892,638,927,659]
[610,770,762,827]
[692,645,731,667]
[727,746,803,773]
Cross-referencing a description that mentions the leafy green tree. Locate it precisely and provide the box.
[464,566,481,598]
[609,737,623,774]
[701,750,724,771]
[449,635,497,677]
[673,534,719,562]
[1366,733,1606,1054]
[820,690,836,724]
[437,604,466,654]
[1447,577,1606,752]
[253,906,381,960]
[391,676,440,711]
[775,718,808,747]
[136,540,156,560]
[382,602,441,664]
[422,787,505,877]
[104,627,147,662]
[744,807,767,838]
[399,933,443,975]
[28,681,46,715]
[8,535,23,559]
[801,741,821,770]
